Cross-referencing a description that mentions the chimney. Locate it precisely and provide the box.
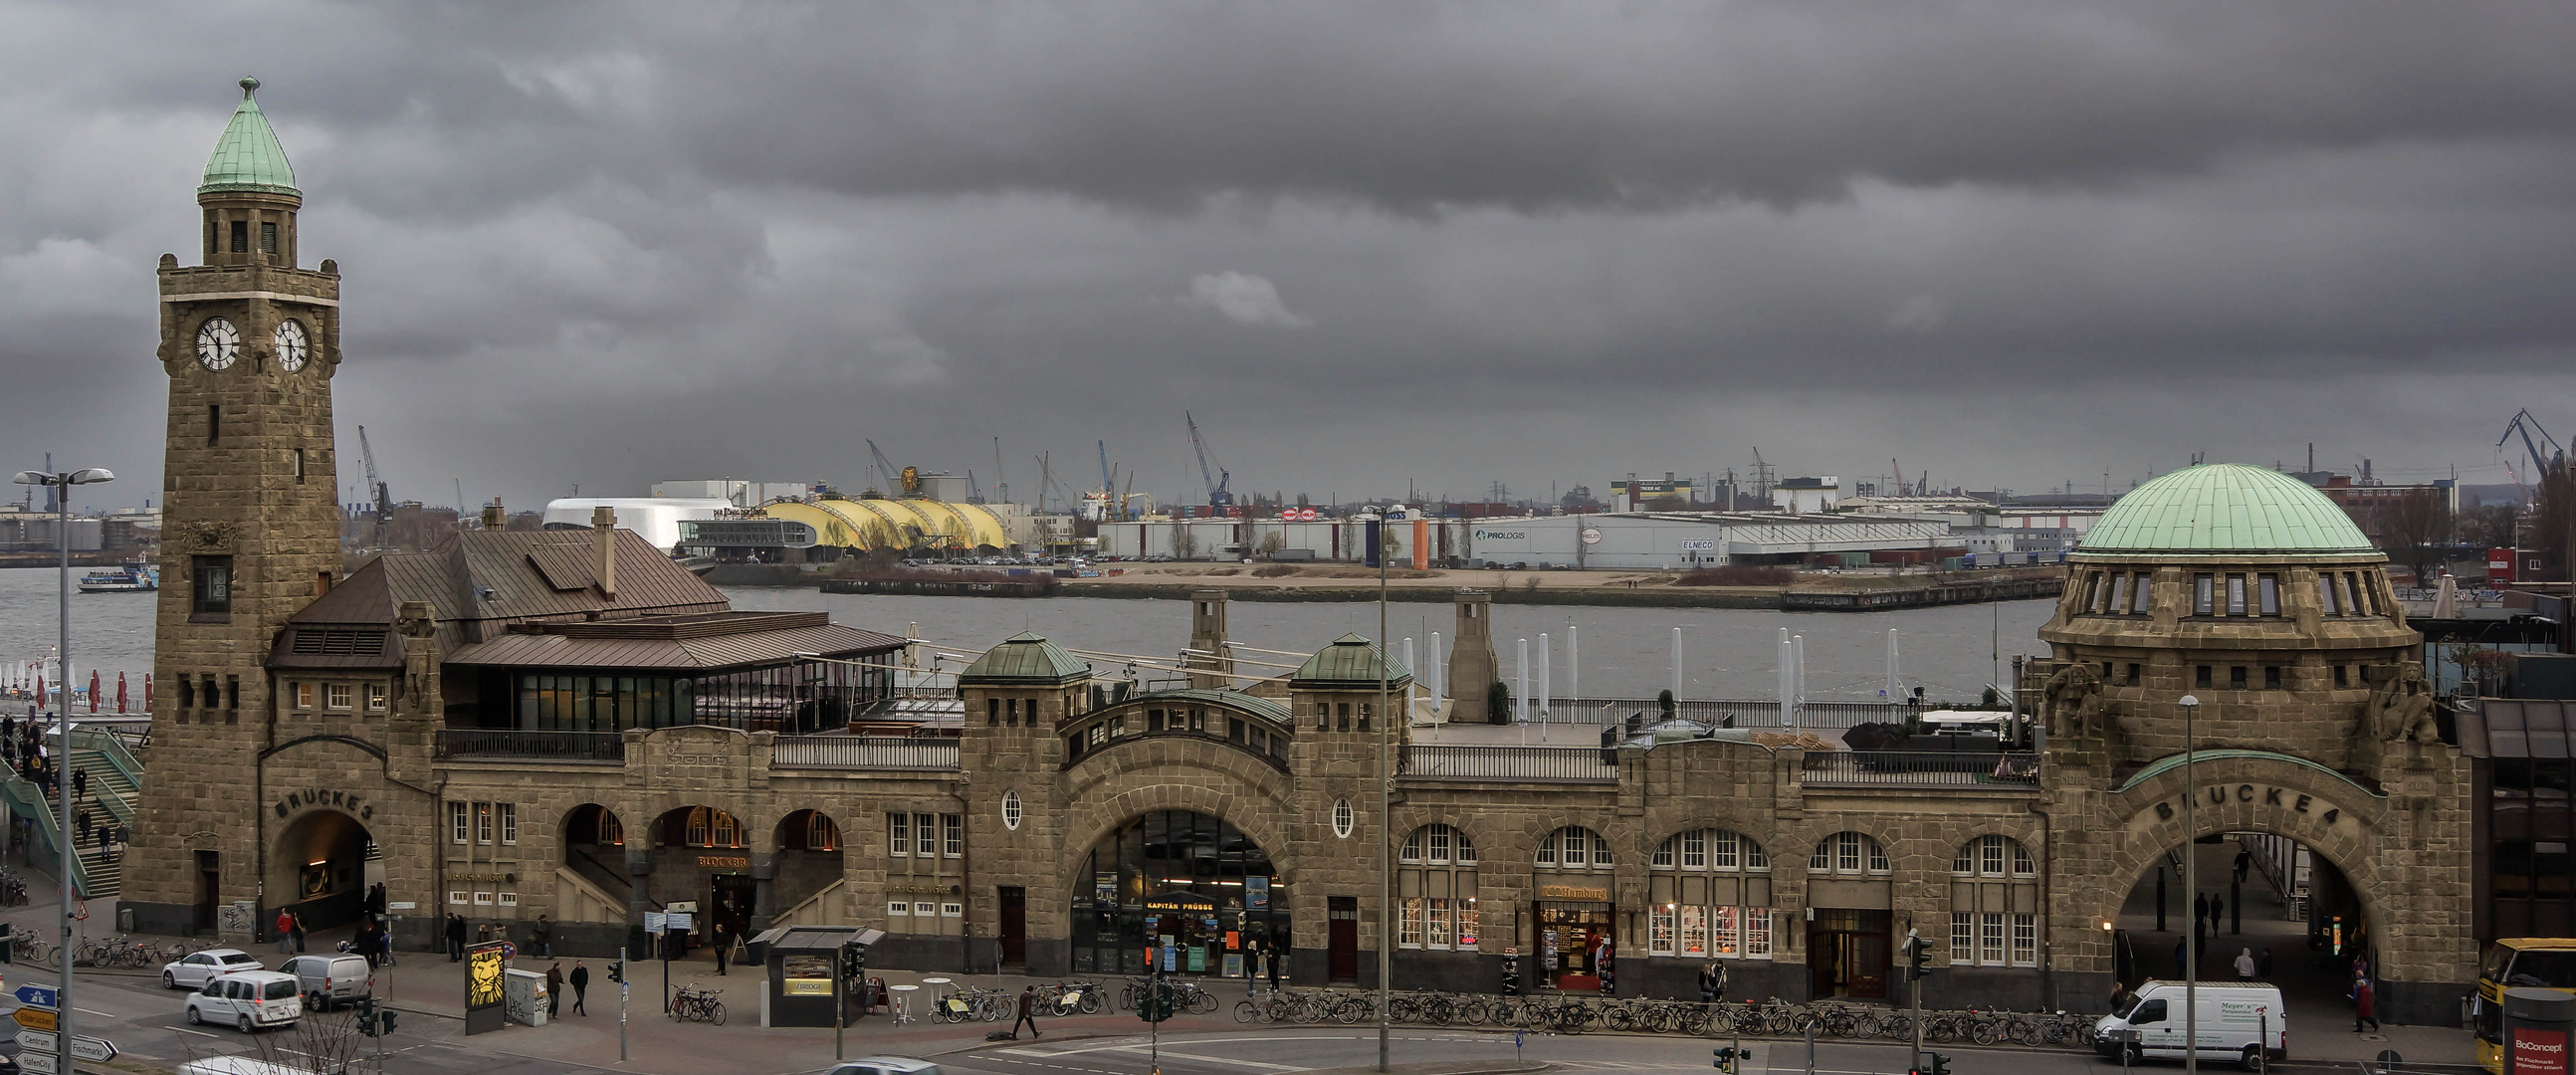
[592,505,618,598]
[481,501,505,529]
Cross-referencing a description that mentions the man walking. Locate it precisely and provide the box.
[546,963,563,1019]
[712,923,730,975]
[291,911,308,954]
[446,913,468,961]
[2234,948,2257,981]
[2211,892,2227,935]
[70,766,85,803]
[532,915,553,959]
[1010,984,1041,1039]
[275,908,295,955]
[569,961,589,1015]
[2234,849,2253,884]
[2193,892,2210,931]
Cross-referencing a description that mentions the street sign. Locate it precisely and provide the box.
[13,983,56,1009]
[13,1007,58,1031]
[16,1029,53,1051]
[70,1035,116,1062]
[19,1047,56,1075]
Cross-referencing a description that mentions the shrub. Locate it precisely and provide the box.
[1675,564,1795,586]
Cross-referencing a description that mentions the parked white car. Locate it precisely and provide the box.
[186,969,303,1033]
[163,948,264,990]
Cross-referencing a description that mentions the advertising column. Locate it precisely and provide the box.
[2507,987,2576,1075]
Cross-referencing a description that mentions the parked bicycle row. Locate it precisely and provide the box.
[1225,987,2100,1047]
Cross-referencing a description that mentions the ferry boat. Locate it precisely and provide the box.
[77,560,157,593]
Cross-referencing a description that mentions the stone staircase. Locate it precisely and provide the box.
[65,746,137,900]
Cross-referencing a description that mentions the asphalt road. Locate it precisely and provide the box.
[939,1028,2181,1075]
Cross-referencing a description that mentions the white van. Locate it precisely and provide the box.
[2094,980,2287,1068]
[176,1058,322,1075]
[185,969,305,1033]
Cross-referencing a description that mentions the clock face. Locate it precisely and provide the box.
[195,318,240,371]
[274,320,311,372]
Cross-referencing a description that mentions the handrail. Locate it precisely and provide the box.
[439,730,627,762]
[773,877,848,928]
[0,777,91,898]
[1799,750,2040,787]
[771,735,960,770]
[1399,745,1616,782]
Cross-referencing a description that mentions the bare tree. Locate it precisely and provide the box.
[2379,488,2453,584]
[2460,503,2521,551]
[182,1002,370,1075]
[1170,528,1199,559]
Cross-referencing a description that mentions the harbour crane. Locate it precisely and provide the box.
[1099,441,1116,498]
[1185,412,1234,508]
[356,425,393,518]
[865,439,917,496]
[2497,409,2566,491]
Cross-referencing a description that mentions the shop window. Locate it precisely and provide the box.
[1538,826,1611,869]
[1650,828,1773,960]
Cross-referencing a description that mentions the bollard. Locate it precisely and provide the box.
[1805,1023,1817,1075]
[2506,987,2576,1075]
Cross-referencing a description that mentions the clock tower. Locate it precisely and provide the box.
[126,77,345,931]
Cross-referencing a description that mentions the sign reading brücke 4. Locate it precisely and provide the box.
[2127,781,2365,839]
[274,789,372,820]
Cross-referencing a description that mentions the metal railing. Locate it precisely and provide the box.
[1799,750,2039,787]
[1399,745,1616,782]
[438,730,627,763]
[1543,697,1913,730]
[770,735,961,770]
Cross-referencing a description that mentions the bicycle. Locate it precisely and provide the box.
[670,983,726,1024]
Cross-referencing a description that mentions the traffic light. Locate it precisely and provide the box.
[1927,1052,1950,1075]
[1140,977,1177,1023]
[1713,1047,1739,1073]
[607,960,625,983]
[1904,929,1930,980]
[377,1008,399,1035]
[353,997,378,1037]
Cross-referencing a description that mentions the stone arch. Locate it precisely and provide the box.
[556,802,630,925]
[1055,777,1297,898]
[1807,830,1895,876]
[271,806,372,930]
[2069,751,2404,976]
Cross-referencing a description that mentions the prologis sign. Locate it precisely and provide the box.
[2125,780,2366,842]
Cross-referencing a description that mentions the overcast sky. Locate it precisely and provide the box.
[6,2,2575,515]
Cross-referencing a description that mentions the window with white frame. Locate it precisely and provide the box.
[1649,828,1775,960]
[1001,789,1023,830]
[325,682,353,710]
[475,803,494,845]
[888,812,911,855]
[1809,831,1890,875]
[943,813,965,857]
[1948,835,2039,967]
[498,803,518,845]
[1395,824,1481,951]
[1536,826,1610,869]
[365,682,388,712]
[449,801,469,845]
[1333,800,1355,839]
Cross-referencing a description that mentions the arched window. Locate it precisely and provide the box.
[1649,829,1774,961]
[1948,834,2039,968]
[1537,826,1610,870]
[1809,831,1890,876]
[1396,825,1481,952]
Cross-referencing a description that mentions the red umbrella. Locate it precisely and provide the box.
[33,673,41,711]
[89,669,101,713]
[115,672,128,714]
[144,673,152,709]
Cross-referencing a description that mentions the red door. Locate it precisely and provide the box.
[999,887,1027,968]
[1329,897,1359,982]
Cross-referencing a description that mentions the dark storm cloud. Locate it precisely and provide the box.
[1,1,2574,510]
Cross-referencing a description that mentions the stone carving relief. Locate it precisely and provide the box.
[2367,664,2441,746]
[2042,662,2105,739]
[172,519,237,550]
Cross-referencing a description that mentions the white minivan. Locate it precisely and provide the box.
[2094,980,2287,1068]
[186,969,305,1033]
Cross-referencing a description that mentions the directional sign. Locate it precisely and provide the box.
[19,1048,56,1075]
[13,983,56,1009]
[13,1006,58,1031]
[70,1035,116,1062]
[16,1029,53,1051]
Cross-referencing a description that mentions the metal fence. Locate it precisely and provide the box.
[1799,750,2039,787]
[770,735,962,770]
[1548,697,1914,731]
[1400,745,1617,782]
[438,730,626,763]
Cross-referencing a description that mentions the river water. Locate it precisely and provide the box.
[0,567,2056,704]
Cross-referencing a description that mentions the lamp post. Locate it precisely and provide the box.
[14,465,113,1075]
[1377,524,1393,1073]
[2178,693,2201,1075]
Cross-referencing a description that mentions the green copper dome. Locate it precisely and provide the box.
[2077,464,2375,556]
[200,77,299,197]
[1290,633,1411,687]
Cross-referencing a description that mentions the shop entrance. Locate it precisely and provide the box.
[1329,897,1358,981]
[1807,908,1890,999]
[710,874,756,941]
[271,808,373,931]
[1536,900,1614,990]
[1070,810,1288,977]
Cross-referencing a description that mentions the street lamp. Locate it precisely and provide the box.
[14,465,112,1075]
[2178,693,2200,1075]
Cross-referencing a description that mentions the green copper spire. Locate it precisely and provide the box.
[199,76,299,197]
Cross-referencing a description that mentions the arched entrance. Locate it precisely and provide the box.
[650,805,753,945]
[558,804,629,924]
[1071,810,1287,977]
[2109,832,2372,1030]
[773,809,847,925]
[272,808,372,930]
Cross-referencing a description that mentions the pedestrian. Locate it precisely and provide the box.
[2353,969,2380,1033]
[446,913,468,961]
[713,924,730,975]
[2234,948,2257,980]
[2174,937,2189,977]
[570,961,589,1015]
[276,909,296,955]
[93,822,109,861]
[357,919,380,969]
[366,883,387,917]
[74,806,89,847]
[1700,960,1727,1007]
[2257,948,2275,978]
[1266,944,1282,993]
[2235,850,2253,883]
[532,915,552,959]
[292,911,308,954]
[2211,892,2227,933]
[71,765,85,802]
[546,962,563,1018]
[2194,892,2210,928]
[1011,984,1040,1039]
[2110,981,2136,1012]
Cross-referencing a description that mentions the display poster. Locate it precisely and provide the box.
[1224,953,1244,977]
[1187,946,1208,972]
[781,955,833,995]
[465,941,508,1036]
[1246,877,1270,911]
[1225,931,1240,951]
[1161,944,1178,971]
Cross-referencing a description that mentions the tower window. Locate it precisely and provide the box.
[2335,665,2350,688]
[2264,666,2282,690]
[2193,574,2215,615]
[2230,666,2248,689]
[229,220,249,253]
[2195,665,2212,689]
[2127,663,2141,685]
[208,405,222,446]
[191,555,234,616]
[295,448,306,483]
[260,221,277,254]
[179,678,197,708]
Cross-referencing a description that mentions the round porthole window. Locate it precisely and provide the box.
[1332,798,1354,839]
[1001,789,1023,831]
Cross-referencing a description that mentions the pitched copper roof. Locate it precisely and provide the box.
[443,619,905,671]
[288,529,730,652]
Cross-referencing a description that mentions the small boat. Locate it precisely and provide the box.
[78,560,158,593]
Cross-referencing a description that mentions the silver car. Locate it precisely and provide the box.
[278,954,371,1009]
